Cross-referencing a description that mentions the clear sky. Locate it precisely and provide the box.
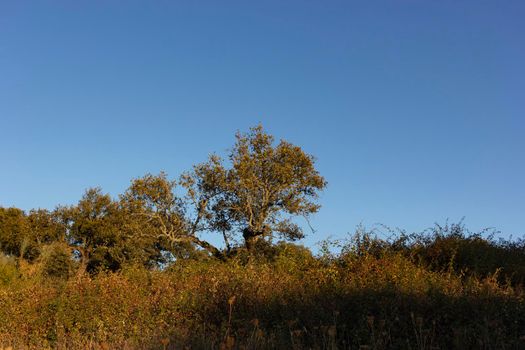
[1,1,524,247]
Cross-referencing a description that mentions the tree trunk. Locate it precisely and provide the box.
[76,246,89,276]
[243,227,263,252]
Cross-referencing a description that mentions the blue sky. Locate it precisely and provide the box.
[1,1,524,247]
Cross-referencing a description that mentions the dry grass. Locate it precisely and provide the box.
[1,237,524,349]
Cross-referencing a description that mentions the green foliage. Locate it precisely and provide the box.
[0,126,328,273]
[1,126,524,348]
[0,207,37,260]
[120,172,210,260]
[27,208,66,245]
[181,125,327,255]
[58,187,168,274]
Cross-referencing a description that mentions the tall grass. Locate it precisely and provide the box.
[0,227,524,349]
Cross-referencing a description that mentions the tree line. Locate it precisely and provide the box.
[0,125,326,274]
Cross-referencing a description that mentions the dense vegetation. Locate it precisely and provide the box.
[1,126,524,349]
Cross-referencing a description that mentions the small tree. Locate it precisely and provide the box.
[182,125,326,254]
[0,207,38,261]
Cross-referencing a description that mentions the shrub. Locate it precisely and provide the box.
[0,253,18,286]
[0,224,524,349]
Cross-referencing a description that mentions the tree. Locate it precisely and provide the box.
[0,207,34,259]
[121,172,222,259]
[27,209,66,246]
[182,125,327,255]
[59,188,165,274]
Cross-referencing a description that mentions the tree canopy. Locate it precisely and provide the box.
[0,125,326,272]
[181,125,327,255]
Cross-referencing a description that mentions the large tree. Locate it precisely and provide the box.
[182,125,327,254]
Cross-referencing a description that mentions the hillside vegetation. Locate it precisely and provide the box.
[1,126,524,349]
